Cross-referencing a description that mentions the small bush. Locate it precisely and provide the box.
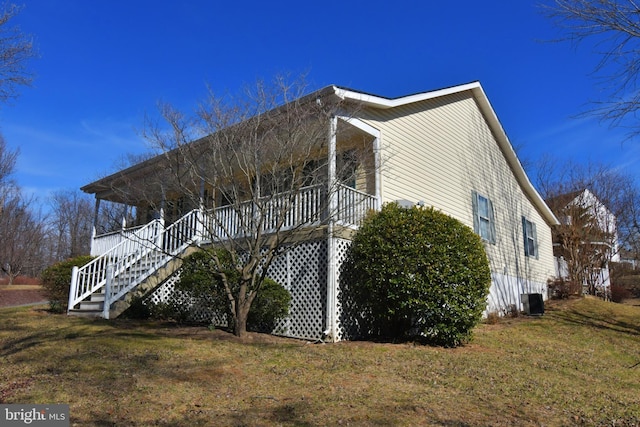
[41,256,94,313]
[247,278,291,333]
[121,296,154,320]
[176,249,291,333]
[340,203,491,347]
[122,296,196,323]
[547,277,576,299]
[485,312,500,325]
[610,284,632,303]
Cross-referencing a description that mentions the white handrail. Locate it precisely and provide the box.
[68,218,163,312]
[68,210,202,314]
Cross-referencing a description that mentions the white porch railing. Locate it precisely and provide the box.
[205,185,325,240]
[75,185,376,317]
[90,225,145,256]
[90,184,376,253]
[336,184,377,227]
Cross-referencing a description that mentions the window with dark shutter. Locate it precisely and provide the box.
[472,191,496,244]
[522,216,538,258]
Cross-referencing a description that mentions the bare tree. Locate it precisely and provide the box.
[545,0,640,133]
[0,188,46,284]
[537,159,640,294]
[0,3,37,285]
[110,76,371,336]
[48,190,93,259]
[0,135,17,186]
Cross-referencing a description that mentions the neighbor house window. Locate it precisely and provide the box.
[472,191,496,244]
[522,216,538,258]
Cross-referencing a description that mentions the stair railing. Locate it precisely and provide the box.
[68,209,203,314]
[107,208,202,305]
[68,218,163,313]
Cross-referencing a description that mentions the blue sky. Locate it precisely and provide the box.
[2,1,638,206]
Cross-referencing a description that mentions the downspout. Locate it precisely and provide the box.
[326,115,338,342]
[373,134,382,211]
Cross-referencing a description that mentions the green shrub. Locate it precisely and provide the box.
[176,249,291,333]
[339,203,491,347]
[41,255,94,313]
[122,295,197,323]
[247,278,291,333]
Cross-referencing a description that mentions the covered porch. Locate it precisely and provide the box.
[82,115,382,256]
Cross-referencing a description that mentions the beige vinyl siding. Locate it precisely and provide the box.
[357,91,555,285]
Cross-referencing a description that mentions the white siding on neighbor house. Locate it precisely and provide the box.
[357,91,556,313]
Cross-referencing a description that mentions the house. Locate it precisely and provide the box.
[619,248,639,270]
[546,188,619,296]
[69,81,559,341]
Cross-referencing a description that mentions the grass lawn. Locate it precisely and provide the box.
[1,297,639,426]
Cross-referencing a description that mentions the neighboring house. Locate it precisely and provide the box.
[69,81,559,341]
[619,248,640,270]
[546,188,619,296]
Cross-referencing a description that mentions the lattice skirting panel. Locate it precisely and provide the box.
[145,271,227,325]
[266,240,328,340]
[145,239,333,341]
[334,237,360,341]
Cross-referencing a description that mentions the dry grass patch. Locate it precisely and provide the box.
[1,298,639,426]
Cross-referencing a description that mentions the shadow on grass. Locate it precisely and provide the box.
[549,307,640,337]
[0,314,163,359]
[268,401,314,427]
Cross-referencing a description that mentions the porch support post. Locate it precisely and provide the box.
[68,266,79,314]
[90,198,101,256]
[159,188,166,225]
[197,176,206,243]
[121,203,128,230]
[157,189,166,249]
[103,263,113,320]
[326,115,338,342]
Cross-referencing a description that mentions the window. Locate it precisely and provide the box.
[337,149,358,188]
[472,191,496,243]
[522,217,538,258]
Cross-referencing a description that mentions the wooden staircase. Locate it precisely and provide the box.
[68,209,204,319]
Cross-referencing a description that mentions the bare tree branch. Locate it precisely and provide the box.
[0,3,35,103]
[544,1,640,134]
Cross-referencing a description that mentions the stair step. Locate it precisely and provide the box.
[68,309,103,318]
[80,301,103,311]
[90,293,105,302]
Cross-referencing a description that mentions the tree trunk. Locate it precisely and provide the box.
[233,302,250,337]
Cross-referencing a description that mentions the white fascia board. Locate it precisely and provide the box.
[334,82,482,109]
[336,115,380,137]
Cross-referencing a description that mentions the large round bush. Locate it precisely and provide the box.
[339,203,491,346]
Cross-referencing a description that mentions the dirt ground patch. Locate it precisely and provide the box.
[0,285,47,308]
